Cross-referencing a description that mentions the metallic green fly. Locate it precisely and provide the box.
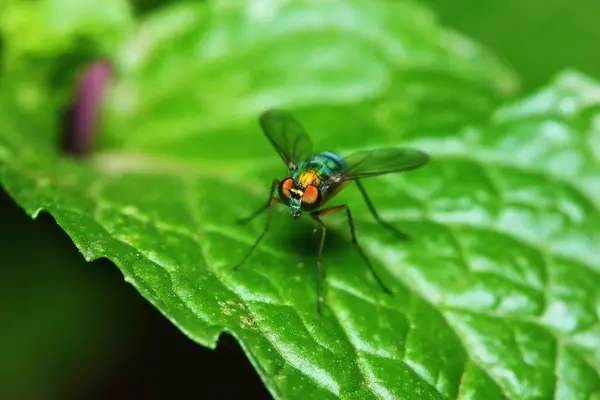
[233,109,429,314]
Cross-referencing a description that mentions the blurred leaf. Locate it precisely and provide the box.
[0,0,133,105]
[0,0,132,61]
[102,0,516,155]
[2,1,600,399]
[424,0,600,90]
[129,0,193,15]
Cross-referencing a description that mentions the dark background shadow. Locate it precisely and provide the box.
[0,189,271,400]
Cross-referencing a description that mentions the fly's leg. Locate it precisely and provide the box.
[309,213,329,315]
[232,179,280,271]
[237,179,280,225]
[355,179,410,241]
[313,205,392,299]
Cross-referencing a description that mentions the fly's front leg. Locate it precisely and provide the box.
[232,179,280,271]
[315,204,392,295]
[309,213,328,315]
[355,179,410,241]
[237,179,280,225]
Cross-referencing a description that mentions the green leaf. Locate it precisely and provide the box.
[101,0,517,156]
[0,0,132,62]
[0,0,134,111]
[2,1,600,399]
[424,0,600,90]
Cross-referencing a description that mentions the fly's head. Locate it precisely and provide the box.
[278,177,321,218]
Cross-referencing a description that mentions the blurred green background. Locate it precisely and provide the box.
[1,0,599,398]
[426,0,600,90]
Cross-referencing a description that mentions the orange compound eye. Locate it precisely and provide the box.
[302,185,320,205]
[281,178,293,197]
[278,178,294,204]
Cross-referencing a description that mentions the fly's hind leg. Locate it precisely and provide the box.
[311,205,392,313]
[355,179,410,241]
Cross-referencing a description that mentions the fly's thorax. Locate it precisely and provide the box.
[293,152,346,189]
[316,152,346,170]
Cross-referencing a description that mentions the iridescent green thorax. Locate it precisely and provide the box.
[291,152,346,191]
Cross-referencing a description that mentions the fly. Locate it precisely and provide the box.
[232,109,429,314]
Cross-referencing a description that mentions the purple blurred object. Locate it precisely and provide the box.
[64,60,112,155]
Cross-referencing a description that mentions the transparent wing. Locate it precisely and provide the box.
[341,148,429,180]
[259,109,313,170]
